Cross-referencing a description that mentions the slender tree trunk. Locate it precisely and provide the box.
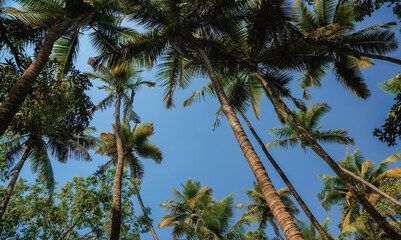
[0,18,72,137]
[238,111,332,240]
[60,208,89,240]
[256,72,400,239]
[136,191,159,240]
[339,167,401,208]
[0,141,33,221]
[109,92,125,240]
[197,47,304,240]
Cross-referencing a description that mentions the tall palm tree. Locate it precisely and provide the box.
[0,127,97,221]
[159,178,214,239]
[318,148,401,237]
[237,182,299,240]
[184,72,332,239]
[97,2,304,238]
[96,122,162,240]
[87,63,155,239]
[266,102,354,150]
[0,0,132,136]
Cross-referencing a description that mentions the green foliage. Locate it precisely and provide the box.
[0,168,149,239]
[267,102,354,150]
[374,73,401,146]
[246,228,269,240]
[317,148,401,237]
[295,215,334,240]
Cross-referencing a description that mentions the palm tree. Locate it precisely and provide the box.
[97,2,304,238]
[291,0,400,98]
[266,102,354,150]
[318,148,401,237]
[184,72,332,239]
[193,193,252,240]
[96,122,162,240]
[159,178,214,239]
[237,182,299,240]
[0,0,132,136]
[87,63,155,239]
[0,127,97,221]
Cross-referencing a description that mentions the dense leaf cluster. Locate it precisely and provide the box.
[374,94,401,146]
[0,168,149,239]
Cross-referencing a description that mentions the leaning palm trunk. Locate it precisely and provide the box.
[0,140,33,220]
[238,111,332,240]
[339,167,401,208]
[136,191,159,240]
[110,91,125,240]
[256,73,400,239]
[0,18,73,137]
[197,47,304,240]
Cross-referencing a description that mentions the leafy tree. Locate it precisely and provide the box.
[96,122,162,240]
[0,60,95,221]
[266,102,354,150]
[374,73,401,146]
[0,168,150,239]
[318,148,401,238]
[0,0,131,136]
[237,182,299,240]
[87,62,155,239]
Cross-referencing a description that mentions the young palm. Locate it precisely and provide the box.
[0,0,132,136]
[96,122,162,240]
[159,178,214,239]
[318,148,401,236]
[237,182,299,240]
[87,63,155,239]
[193,193,253,240]
[266,102,354,150]
[96,1,304,238]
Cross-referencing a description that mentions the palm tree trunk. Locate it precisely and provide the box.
[197,47,304,240]
[0,18,73,137]
[0,140,33,221]
[136,191,159,240]
[339,166,401,208]
[238,111,332,240]
[255,72,401,239]
[109,92,125,240]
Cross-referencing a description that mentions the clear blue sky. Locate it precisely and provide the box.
[4,1,401,239]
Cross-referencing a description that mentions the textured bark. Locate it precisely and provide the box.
[339,166,401,208]
[256,72,400,239]
[0,141,33,221]
[109,92,125,240]
[238,111,332,240]
[136,191,159,240]
[0,18,72,137]
[197,48,304,240]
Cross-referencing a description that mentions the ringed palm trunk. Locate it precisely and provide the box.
[109,91,125,240]
[255,73,400,239]
[0,18,73,137]
[238,111,332,240]
[197,47,304,240]
[136,191,159,240]
[0,140,33,221]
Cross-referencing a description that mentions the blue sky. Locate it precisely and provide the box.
[3,1,401,239]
